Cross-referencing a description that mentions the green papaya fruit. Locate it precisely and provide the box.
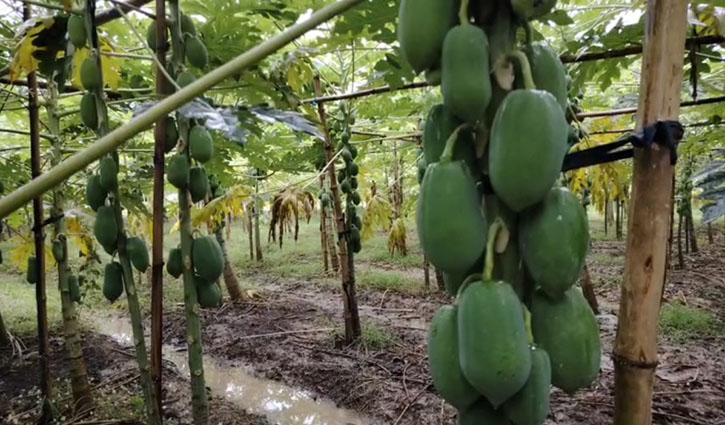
[0,249,3,265]
[441,24,492,123]
[337,169,345,184]
[352,215,363,231]
[484,195,525,299]
[189,126,213,163]
[502,346,552,425]
[489,89,568,212]
[458,280,531,407]
[417,160,486,272]
[192,235,224,282]
[80,93,98,130]
[340,179,351,194]
[98,156,118,191]
[94,206,118,248]
[422,105,477,171]
[80,58,101,91]
[458,399,510,425]
[520,43,568,112]
[52,239,64,263]
[351,191,361,206]
[397,0,457,73]
[350,145,358,159]
[180,13,197,36]
[350,177,358,190]
[146,22,164,52]
[424,68,442,86]
[428,305,479,409]
[26,256,38,284]
[68,15,87,48]
[416,157,427,184]
[103,262,124,302]
[531,288,601,394]
[185,36,208,69]
[167,247,183,278]
[349,225,361,245]
[519,187,589,299]
[189,166,209,203]
[349,162,359,176]
[164,117,179,153]
[320,192,331,208]
[126,237,149,272]
[102,242,117,256]
[197,279,222,308]
[86,174,107,211]
[511,0,557,19]
[176,71,196,88]
[351,237,362,254]
[167,154,190,188]
[342,148,353,163]
[68,275,81,303]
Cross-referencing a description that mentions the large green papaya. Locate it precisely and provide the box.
[164,117,179,153]
[80,93,98,130]
[68,15,87,48]
[167,154,190,188]
[146,22,165,52]
[185,36,208,69]
[519,43,568,112]
[26,256,38,284]
[180,13,197,36]
[511,0,557,19]
[192,236,223,282]
[167,247,183,278]
[189,166,209,203]
[458,280,531,407]
[488,89,568,212]
[417,160,486,273]
[531,288,601,394]
[86,174,107,211]
[126,237,149,272]
[176,71,196,88]
[397,0,456,73]
[94,206,118,248]
[68,275,81,303]
[197,278,222,308]
[519,187,589,299]
[428,305,479,410]
[441,24,492,123]
[458,399,510,425]
[422,104,477,172]
[80,57,101,91]
[189,126,213,163]
[103,262,124,302]
[484,195,525,299]
[502,346,552,425]
[99,156,118,191]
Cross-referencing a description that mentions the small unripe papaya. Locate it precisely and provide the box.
[167,247,183,278]
[189,126,213,163]
[167,154,189,188]
[80,93,98,130]
[103,262,124,302]
[185,36,208,69]
[85,174,107,211]
[98,156,118,191]
[68,15,87,48]
[80,58,101,91]
[94,206,118,248]
[126,237,150,272]
[26,256,38,284]
[189,166,209,203]
[180,13,197,36]
[176,71,195,88]
[164,117,179,153]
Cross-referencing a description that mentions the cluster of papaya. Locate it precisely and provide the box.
[330,104,362,253]
[166,234,224,308]
[147,13,207,88]
[51,237,82,303]
[400,0,601,422]
[167,122,214,204]
[68,13,105,131]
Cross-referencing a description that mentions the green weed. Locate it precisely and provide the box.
[356,269,421,294]
[659,303,720,342]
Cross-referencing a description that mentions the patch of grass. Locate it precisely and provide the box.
[0,272,63,335]
[660,303,720,342]
[330,321,398,351]
[356,269,421,294]
[590,253,625,267]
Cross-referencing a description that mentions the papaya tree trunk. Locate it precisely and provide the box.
[169,1,209,422]
[47,80,94,414]
[83,2,159,422]
[668,179,675,267]
[434,267,445,292]
[215,226,243,302]
[678,211,685,269]
[314,76,361,343]
[0,309,10,347]
[423,256,430,290]
[319,174,330,272]
[687,199,698,253]
[615,199,622,240]
[25,4,52,421]
[254,180,263,262]
[684,211,690,254]
[579,263,599,315]
[247,204,254,260]
[326,214,339,272]
[612,1,688,422]
[604,197,609,236]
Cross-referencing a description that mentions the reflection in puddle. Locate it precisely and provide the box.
[91,315,369,425]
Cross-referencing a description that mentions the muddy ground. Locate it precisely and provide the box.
[2,231,724,424]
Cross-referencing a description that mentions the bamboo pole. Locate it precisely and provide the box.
[150,0,168,419]
[0,0,365,220]
[313,76,361,343]
[24,4,53,423]
[613,0,689,423]
[319,174,330,272]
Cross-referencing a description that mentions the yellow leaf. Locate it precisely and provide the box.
[9,236,56,272]
[9,18,56,81]
[72,39,122,90]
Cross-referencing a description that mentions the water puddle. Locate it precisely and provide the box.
[90,315,370,425]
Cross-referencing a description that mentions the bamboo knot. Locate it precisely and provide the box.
[611,352,658,370]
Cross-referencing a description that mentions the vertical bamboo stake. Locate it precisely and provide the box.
[150,0,168,417]
[24,4,52,421]
[313,76,361,343]
[83,1,159,421]
[254,178,263,262]
[613,1,688,423]
[247,204,254,260]
[168,1,209,422]
[319,174,330,272]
